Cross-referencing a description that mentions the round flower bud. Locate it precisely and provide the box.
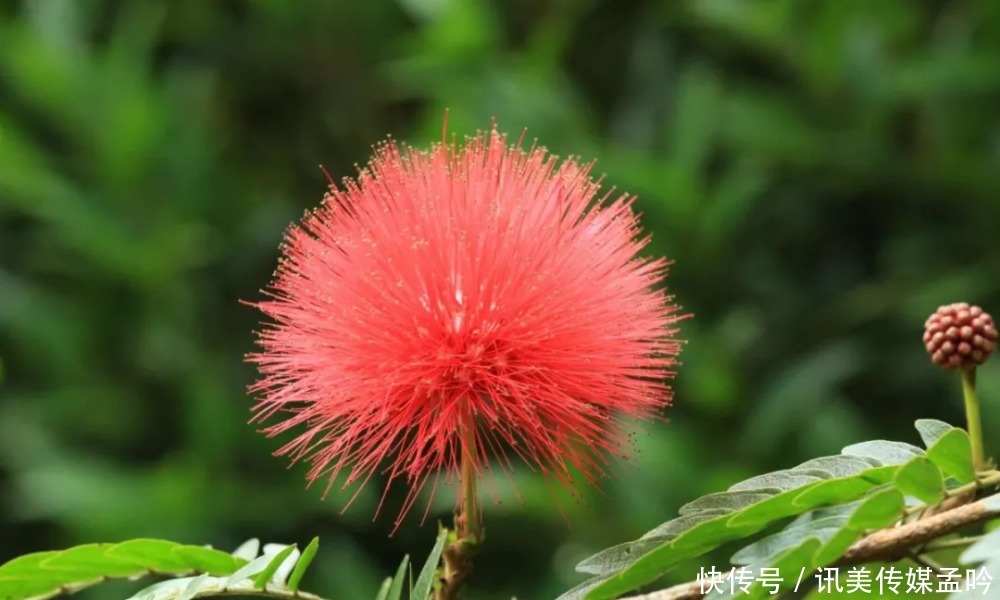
[924,303,997,370]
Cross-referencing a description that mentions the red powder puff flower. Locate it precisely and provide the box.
[248,127,685,528]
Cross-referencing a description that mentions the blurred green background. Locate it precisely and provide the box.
[3,0,1000,598]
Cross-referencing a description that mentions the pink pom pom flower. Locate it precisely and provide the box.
[247,127,685,528]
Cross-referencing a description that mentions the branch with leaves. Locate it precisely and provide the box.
[560,303,1000,600]
[622,485,1000,600]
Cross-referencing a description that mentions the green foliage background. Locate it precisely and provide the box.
[2,0,1000,598]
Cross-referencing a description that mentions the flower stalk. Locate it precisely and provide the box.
[962,367,986,471]
[435,412,481,600]
[459,414,481,542]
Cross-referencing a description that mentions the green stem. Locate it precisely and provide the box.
[460,413,480,542]
[909,553,946,573]
[434,413,481,600]
[962,367,986,472]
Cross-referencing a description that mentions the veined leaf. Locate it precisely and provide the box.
[846,487,904,530]
[680,491,780,516]
[915,419,956,448]
[738,538,822,600]
[732,488,902,571]
[793,456,880,478]
[926,428,975,483]
[894,457,945,504]
[578,512,731,576]
[728,470,828,492]
[579,445,912,598]
[0,540,245,600]
[789,475,879,508]
[640,511,732,540]
[731,526,842,566]
[840,441,924,466]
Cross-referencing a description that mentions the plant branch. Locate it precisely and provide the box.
[620,488,1000,600]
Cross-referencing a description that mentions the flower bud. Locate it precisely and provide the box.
[923,303,997,370]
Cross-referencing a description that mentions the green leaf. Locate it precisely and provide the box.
[794,456,881,478]
[39,544,139,577]
[577,512,730,576]
[914,419,956,448]
[286,537,318,592]
[709,538,823,600]
[728,470,829,492]
[847,487,904,530]
[386,555,409,600]
[171,547,243,576]
[812,528,862,567]
[679,491,779,515]
[841,441,924,466]
[106,540,192,572]
[731,525,842,565]
[743,538,822,600]
[411,529,449,600]
[252,545,296,589]
[640,511,732,540]
[926,428,975,483]
[576,444,909,598]
[0,539,245,600]
[374,577,393,600]
[576,537,676,576]
[894,457,945,504]
[789,476,878,508]
[732,487,902,574]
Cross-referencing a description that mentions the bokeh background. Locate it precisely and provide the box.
[3,0,1000,598]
